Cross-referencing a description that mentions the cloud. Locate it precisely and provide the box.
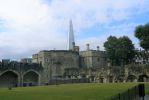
[0,0,149,60]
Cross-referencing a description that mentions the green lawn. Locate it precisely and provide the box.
[0,83,147,100]
[145,82,149,94]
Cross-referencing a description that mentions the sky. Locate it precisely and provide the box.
[0,0,149,60]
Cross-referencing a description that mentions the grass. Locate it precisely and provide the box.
[145,82,149,94]
[0,83,147,100]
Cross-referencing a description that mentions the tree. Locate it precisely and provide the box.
[135,23,149,51]
[116,36,135,65]
[104,36,135,66]
[104,36,119,65]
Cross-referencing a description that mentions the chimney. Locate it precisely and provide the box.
[97,46,100,51]
[72,42,75,51]
[75,46,80,52]
[86,43,90,51]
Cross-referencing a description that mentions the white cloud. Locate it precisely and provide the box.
[0,0,149,59]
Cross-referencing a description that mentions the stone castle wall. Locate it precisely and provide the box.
[0,49,149,87]
[32,50,80,84]
[80,50,106,68]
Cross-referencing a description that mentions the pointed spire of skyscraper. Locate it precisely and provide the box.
[67,19,75,50]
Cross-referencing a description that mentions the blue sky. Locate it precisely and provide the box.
[0,0,149,60]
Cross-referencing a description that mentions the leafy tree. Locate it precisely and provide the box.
[135,23,149,51]
[116,36,135,65]
[104,36,135,66]
[104,36,119,65]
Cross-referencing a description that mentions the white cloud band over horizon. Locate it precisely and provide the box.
[0,0,149,60]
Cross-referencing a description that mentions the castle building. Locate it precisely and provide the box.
[31,20,107,84]
[32,50,80,83]
[0,20,106,87]
[1,20,148,87]
[80,44,106,68]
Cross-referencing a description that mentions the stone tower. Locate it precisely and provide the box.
[67,19,75,50]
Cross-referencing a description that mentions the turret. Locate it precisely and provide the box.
[86,43,90,51]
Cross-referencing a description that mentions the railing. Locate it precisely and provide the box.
[105,84,145,100]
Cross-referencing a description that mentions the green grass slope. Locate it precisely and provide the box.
[0,83,140,100]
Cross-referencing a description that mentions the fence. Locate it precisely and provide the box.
[105,84,145,100]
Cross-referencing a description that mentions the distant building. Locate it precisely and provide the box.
[2,59,10,64]
[67,19,75,50]
[21,58,32,64]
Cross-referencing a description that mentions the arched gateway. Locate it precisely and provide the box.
[23,70,40,86]
[0,70,19,87]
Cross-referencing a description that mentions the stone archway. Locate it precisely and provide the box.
[109,76,114,83]
[0,71,18,87]
[117,75,125,82]
[138,74,149,82]
[127,75,137,82]
[89,76,95,82]
[23,70,39,86]
[99,76,105,83]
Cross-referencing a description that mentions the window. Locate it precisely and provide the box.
[40,61,42,64]
[97,58,100,62]
[45,58,49,62]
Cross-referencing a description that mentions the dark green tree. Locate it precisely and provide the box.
[104,36,119,65]
[135,23,149,51]
[116,36,135,65]
[104,36,135,66]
